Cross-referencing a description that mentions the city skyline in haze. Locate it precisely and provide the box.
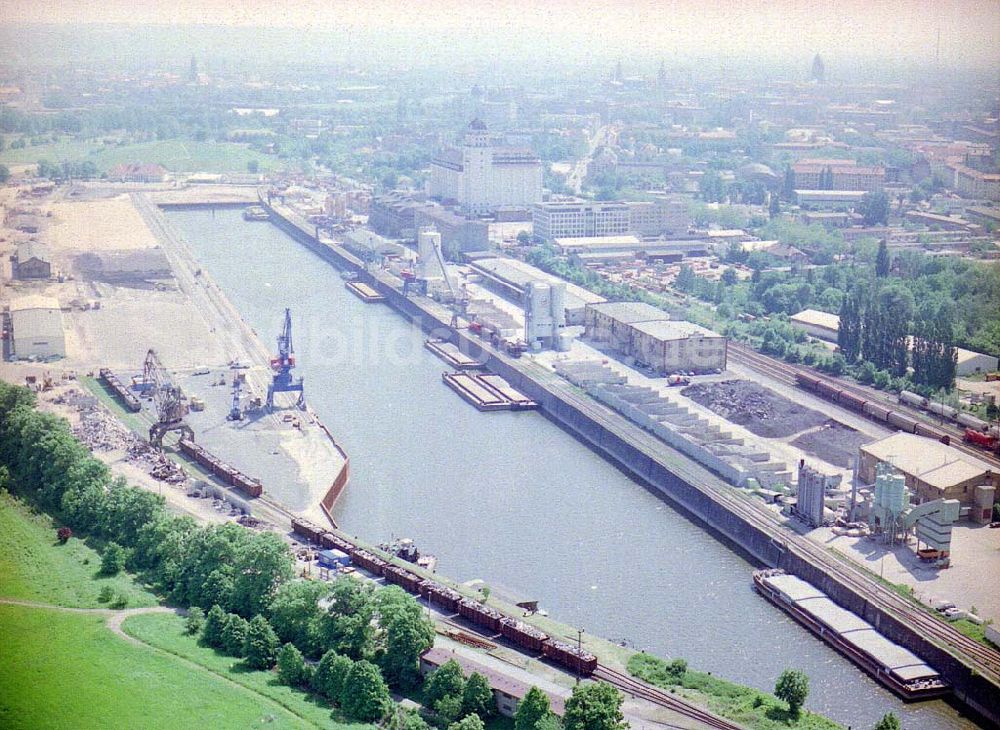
[1,0,997,72]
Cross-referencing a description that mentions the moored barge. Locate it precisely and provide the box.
[753,569,949,701]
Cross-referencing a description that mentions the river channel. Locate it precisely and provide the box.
[167,207,978,729]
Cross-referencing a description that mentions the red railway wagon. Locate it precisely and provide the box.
[816,379,842,401]
[320,532,355,555]
[839,390,868,411]
[542,640,597,675]
[795,372,822,390]
[499,617,548,652]
[232,473,263,497]
[291,518,324,544]
[384,565,422,593]
[419,581,462,613]
[964,429,998,450]
[350,549,387,576]
[458,599,503,633]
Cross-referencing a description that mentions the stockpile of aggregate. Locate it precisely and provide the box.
[681,380,827,438]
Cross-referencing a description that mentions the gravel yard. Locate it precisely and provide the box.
[791,421,874,468]
[681,379,828,438]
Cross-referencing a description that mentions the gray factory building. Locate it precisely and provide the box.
[9,295,65,360]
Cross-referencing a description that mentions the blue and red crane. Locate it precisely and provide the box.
[266,308,305,411]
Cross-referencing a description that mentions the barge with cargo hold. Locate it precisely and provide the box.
[753,569,949,701]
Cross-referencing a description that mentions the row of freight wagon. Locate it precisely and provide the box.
[898,390,1000,453]
[291,518,597,676]
[98,368,141,412]
[795,372,952,444]
[178,438,263,498]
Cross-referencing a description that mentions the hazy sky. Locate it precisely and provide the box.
[3,0,998,68]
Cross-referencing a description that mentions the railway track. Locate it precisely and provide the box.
[729,343,1000,469]
[593,665,745,730]
[528,359,1000,685]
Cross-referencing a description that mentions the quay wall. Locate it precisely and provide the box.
[264,201,1000,723]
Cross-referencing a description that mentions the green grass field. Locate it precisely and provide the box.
[628,654,842,730]
[0,136,285,174]
[0,491,157,608]
[123,612,370,729]
[0,604,323,730]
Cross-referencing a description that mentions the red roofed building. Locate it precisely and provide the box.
[107,163,169,183]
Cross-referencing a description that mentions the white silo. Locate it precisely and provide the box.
[417,227,444,281]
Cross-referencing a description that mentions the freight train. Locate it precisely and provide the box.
[898,390,1000,454]
[795,372,953,444]
[98,367,141,412]
[290,517,597,675]
[178,438,263,497]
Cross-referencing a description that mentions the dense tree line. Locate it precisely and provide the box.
[0,380,440,723]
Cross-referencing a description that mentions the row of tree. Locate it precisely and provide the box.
[838,283,956,389]
[0,381,631,728]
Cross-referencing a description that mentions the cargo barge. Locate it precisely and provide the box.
[442,371,538,411]
[290,516,597,676]
[178,437,263,498]
[345,281,385,303]
[424,338,481,370]
[98,367,142,412]
[753,569,949,701]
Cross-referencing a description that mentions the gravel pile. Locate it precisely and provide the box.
[681,379,828,438]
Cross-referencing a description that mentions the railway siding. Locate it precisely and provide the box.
[264,200,1000,725]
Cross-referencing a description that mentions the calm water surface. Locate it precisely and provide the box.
[168,208,980,730]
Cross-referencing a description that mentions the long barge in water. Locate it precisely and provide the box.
[753,569,949,701]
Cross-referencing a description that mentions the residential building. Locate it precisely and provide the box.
[792,159,885,191]
[9,295,65,360]
[950,165,1000,201]
[419,648,565,718]
[12,242,52,279]
[429,119,542,216]
[858,433,998,510]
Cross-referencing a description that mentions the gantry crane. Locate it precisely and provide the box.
[142,349,194,447]
[266,308,305,411]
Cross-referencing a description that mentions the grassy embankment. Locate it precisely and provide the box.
[0,136,283,173]
[0,491,368,729]
[0,490,157,608]
[628,654,842,730]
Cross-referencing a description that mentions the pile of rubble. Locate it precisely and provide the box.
[71,395,187,484]
[682,380,827,438]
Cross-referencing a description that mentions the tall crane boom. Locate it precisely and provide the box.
[142,349,194,447]
[266,308,305,411]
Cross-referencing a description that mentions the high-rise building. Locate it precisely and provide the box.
[429,120,542,216]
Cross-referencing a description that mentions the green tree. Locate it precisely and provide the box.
[782,165,796,201]
[675,264,696,293]
[721,268,738,286]
[101,542,126,575]
[231,532,293,618]
[873,712,901,730]
[220,613,249,657]
[268,579,327,655]
[247,160,259,174]
[563,682,627,730]
[201,604,227,648]
[768,193,780,219]
[838,293,862,363]
[774,668,810,717]
[244,615,280,670]
[875,239,890,278]
[184,607,205,635]
[0,164,10,184]
[277,642,308,686]
[314,649,353,703]
[461,672,494,719]
[861,192,890,226]
[425,659,466,707]
[448,716,485,730]
[515,687,551,730]
[387,708,432,730]
[318,577,376,658]
[340,659,391,722]
[376,586,435,687]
